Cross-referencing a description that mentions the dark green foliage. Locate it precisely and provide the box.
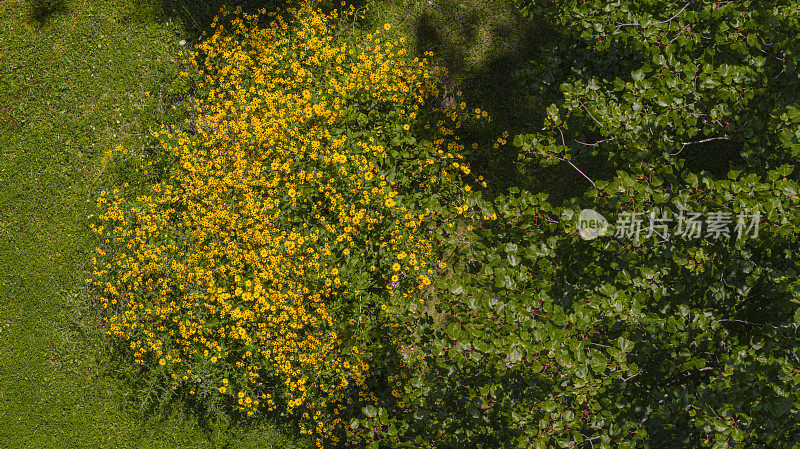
[349,1,800,447]
[513,0,800,186]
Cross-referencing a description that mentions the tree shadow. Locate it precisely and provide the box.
[411,0,766,203]
[408,0,554,196]
[98,338,308,447]
[679,138,746,180]
[155,0,279,35]
[28,0,67,23]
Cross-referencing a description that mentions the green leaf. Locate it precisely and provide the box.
[616,337,634,353]
[362,405,377,418]
[495,269,516,290]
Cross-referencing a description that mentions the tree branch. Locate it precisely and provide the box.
[557,126,597,188]
[574,136,615,146]
[668,135,730,156]
[616,1,693,28]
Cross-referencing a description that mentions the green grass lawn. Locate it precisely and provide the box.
[0,0,305,446]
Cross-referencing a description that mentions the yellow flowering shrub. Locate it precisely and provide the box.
[89,1,481,446]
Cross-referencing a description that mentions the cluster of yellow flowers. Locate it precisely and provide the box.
[89,1,487,446]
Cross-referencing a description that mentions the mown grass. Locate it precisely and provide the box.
[0,0,305,446]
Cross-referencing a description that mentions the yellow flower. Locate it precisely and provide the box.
[91,1,480,438]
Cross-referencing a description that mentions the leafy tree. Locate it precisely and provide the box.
[356,1,800,448]
[515,0,799,180]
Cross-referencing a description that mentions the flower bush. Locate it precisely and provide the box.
[88,1,483,446]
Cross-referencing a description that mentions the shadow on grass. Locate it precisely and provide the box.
[28,0,67,23]
[407,0,556,196]
[99,339,309,447]
[138,0,567,197]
